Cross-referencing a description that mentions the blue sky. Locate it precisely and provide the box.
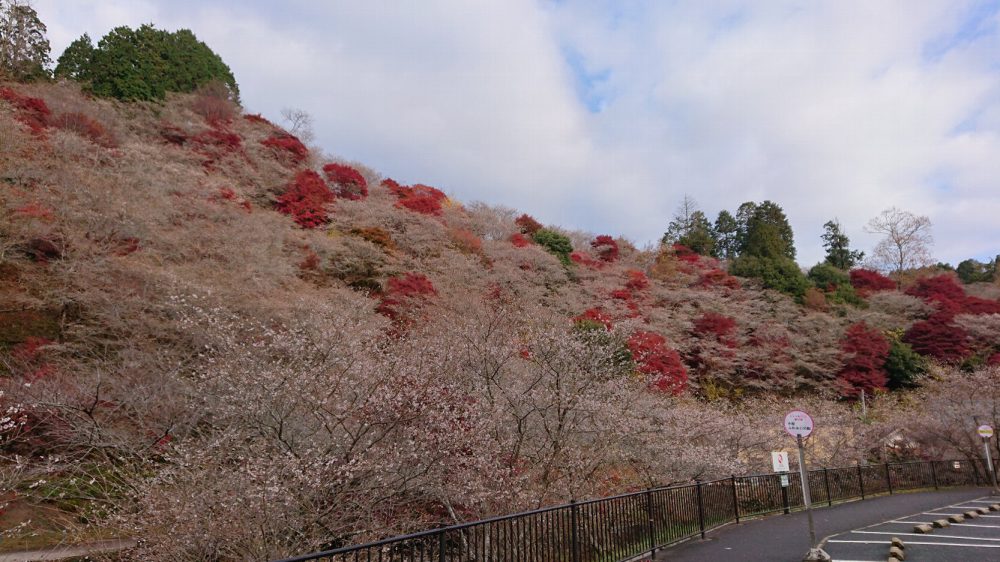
[37,0,1000,266]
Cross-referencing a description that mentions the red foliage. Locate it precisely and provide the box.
[672,244,700,264]
[905,274,1000,315]
[243,113,273,126]
[376,273,438,330]
[397,195,442,215]
[515,214,542,235]
[624,270,649,291]
[611,289,632,301]
[837,322,890,397]
[261,134,309,165]
[591,235,619,262]
[13,202,54,221]
[570,251,601,268]
[989,353,1000,367]
[692,312,736,340]
[384,179,446,215]
[627,330,687,394]
[113,237,141,256]
[510,233,531,248]
[449,228,483,255]
[299,251,320,271]
[11,337,52,363]
[849,269,896,292]
[695,268,742,289]
[210,188,252,213]
[50,112,117,148]
[903,312,969,363]
[192,128,242,151]
[0,87,50,135]
[575,307,613,329]
[323,163,368,200]
[275,170,334,228]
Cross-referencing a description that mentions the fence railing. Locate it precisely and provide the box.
[278,458,993,562]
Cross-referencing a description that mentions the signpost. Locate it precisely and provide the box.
[784,410,830,562]
[978,424,999,493]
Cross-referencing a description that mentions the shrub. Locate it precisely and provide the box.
[624,270,649,291]
[574,307,613,330]
[695,269,741,289]
[903,312,969,363]
[627,330,687,394]
[807,263,849,290]
[191,81,237,123]
[397,195,442,215]
[261,134,309,165]
[570,251,600,268]
[515,214,542,235]
[386,180,446,215]
[532,229,573,266]
[884,337,927,389]
[350,227,395,251]
[275,170,334,228]
[692,312,736,340]
[904,274,1000,315]
[49,112,117,147]
[590,235,619,262]
[729,255,810,297]
[448,228,483,256]
[322,163,368,200]
[802,287,828,311]
[191,128,242,151]
[243,113,272,126]
[0,87,49,135]
[510,233,531,248]
[849,268,896,292]
[376,273,438,329]
[837,322,890,397]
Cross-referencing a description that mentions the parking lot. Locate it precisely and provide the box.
[822,495,1000,561]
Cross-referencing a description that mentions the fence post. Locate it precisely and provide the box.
[730,475,740,524]
[695,480,706,539]
[781,477,790,514]
[857,464,865,499]
[885,462,893,494]
[438,530,446,562]
[645,488,655,554]
[570,500,579,562]
[824,468,832,507]
[931,461,939,490]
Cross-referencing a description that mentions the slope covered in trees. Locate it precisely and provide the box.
[1,39,1000,561]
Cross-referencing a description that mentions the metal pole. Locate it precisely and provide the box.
[885,462,894,495]
[438,530,446,562]
[984,438,999,492]
[823,468,832,507]
[695,480,706,540]
[797,435,817,548]
[857,464,865,499]
[931,461,939,490]
[570,500,579,562]
[731,475,740,524]
[645,488,655,554]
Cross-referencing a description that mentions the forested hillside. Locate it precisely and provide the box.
[1,10,1000,561]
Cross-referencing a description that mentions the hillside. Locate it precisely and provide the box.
[2,81,1000,559]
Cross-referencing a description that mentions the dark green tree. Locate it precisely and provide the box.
[677,210,716,256]
[743,200,796,260]
[532,229,574,266]
[53,33,93,80]
[56,24,239,102]
[884,337,926,389]
[0,0,51,81]
[729,255,810,297]
[956,257,997,284]
[733,201,757,254]
[713,210,740,260]
[822,219,863,269]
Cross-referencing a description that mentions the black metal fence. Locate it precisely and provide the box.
[278,458,993,562]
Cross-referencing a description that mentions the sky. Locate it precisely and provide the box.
[35,0,1000,266]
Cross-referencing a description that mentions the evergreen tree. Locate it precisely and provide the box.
[733,201,757,254]
[677,210,716,256]
[743,200,796,260]
[55,24,239,101]
[0,0,51,81]
[821,219,864,270]
[713,210,739,260]
[53,33,93,80]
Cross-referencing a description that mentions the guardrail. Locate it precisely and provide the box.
[278,458,993,562]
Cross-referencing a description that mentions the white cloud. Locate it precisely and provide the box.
[35,0,1000,265]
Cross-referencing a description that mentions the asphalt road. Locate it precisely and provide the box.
[654,488,991,561]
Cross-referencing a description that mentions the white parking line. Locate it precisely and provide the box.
[852,530,1000,542]
[829,539,1000,548]
[887,519,1000,528]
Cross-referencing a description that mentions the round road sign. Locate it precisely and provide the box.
[978,424,994,438]
[784,410,814,438]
